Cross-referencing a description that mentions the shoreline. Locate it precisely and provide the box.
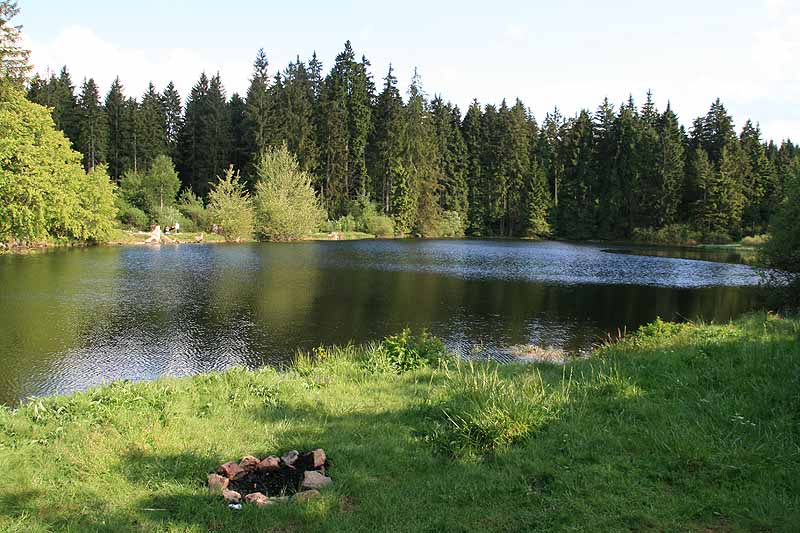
[0,313,796,530]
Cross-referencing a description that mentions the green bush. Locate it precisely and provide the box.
[740,234,770,247]
[419,210,465,238]
[154,206,183,230]
[207,166,254,242]
[631,224,700,246]
[177,189,208,232]
[365,213,394,237]
[115,199,149,230]
[253,145,325,241]
[366,329,448,374]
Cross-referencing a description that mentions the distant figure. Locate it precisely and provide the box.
[174,221,180,233]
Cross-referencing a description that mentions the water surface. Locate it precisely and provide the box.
[0,240,764,405]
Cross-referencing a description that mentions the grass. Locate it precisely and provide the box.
[0,314,798,532]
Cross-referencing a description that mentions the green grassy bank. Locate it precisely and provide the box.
[0,314,798,532]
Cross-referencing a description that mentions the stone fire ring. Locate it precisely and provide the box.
[208,448,332,509]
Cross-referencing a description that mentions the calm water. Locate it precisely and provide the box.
[0,240,764,405]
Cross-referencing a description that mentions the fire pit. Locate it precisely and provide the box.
[208,448,332,508]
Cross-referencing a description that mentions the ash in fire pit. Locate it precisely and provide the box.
[208,448,332,508]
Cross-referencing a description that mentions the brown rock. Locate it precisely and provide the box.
[207,474,229,495]
[292,489,321,503]
[239,455,260,472]
[217,461,244,480]
[304,448,326,469]
[281,450,299,467]
[222,489,242,504]
[244,492,272,507]
[302,470,332,490]
[257,455,281,472]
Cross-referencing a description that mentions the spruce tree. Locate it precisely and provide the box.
[0,1,30,86]
[653,103,685,227]
[136,82,167,171]
[76,78,107,171]
[161,81,182,160]
[228,93,248,176]
[462,100,485,235]
[368,65,405,215]
[104,77,135,179]
[244,49,271,179]
[592,97,619,237]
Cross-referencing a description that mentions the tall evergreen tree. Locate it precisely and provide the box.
[462,100,485,235]
[76,78,107,171]
[135,82,167,171]
[368,65,405,215]
[0,1,31,86]
[161,81,182,160]
[104,77,135,179]
[244,48,271,180]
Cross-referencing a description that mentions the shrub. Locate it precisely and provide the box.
[366,329,448,374]
[207,166,253,242]
[422,210,465,238]
[177,189,208,232]
[365,213,394,237]
[154,206,183,230]
[115,198,148,230]
[631,224,700,246]
[253,145,325,241]
[740,234,769,247]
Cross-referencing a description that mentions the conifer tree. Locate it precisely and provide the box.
[161,81,182,159]
[104,77,135,179]
[462,100,484,234]
[228,93,248,175]
[76,78,107,171]
[368,65,405,215]
[592,97,619,237]
[558,110,595,238]
[244,49,271,178]
[0,1,30,86]
[136,82,167,171]
[653,103,685,227]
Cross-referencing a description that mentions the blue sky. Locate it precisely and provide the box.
[19,0,799,141]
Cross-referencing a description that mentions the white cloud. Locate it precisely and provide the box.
[25,25,252,100]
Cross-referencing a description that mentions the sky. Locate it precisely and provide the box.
[17,0,800,142]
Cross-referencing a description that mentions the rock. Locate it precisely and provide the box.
[228,503,242,510]
[304,448,326,469]
[281,450,299,467]
[207,474,229,495]
[239,455,260,472]
[244,492,272,507]
[257,455,281,472]
[302,470,332,490]
[217,461,244,479]
[292,489,321,503]
[270,496,290,504]
[222,489,242,504]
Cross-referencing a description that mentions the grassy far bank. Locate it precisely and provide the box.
[0,315,798,532]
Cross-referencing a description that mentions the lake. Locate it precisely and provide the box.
[0,240,765,405]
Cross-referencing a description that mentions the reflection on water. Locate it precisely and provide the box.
[0,240,765,405]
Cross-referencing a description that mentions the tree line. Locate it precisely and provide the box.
[28,41,799,242]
